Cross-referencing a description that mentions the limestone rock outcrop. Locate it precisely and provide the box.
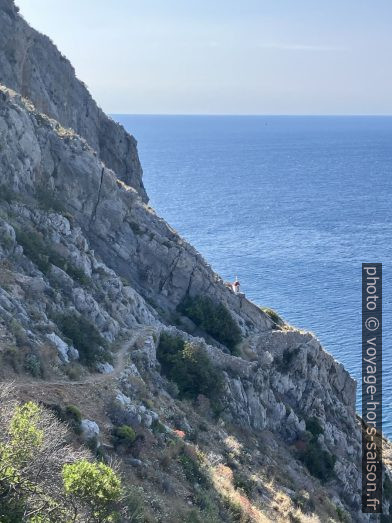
[0,0,147,200]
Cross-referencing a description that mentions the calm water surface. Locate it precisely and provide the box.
[114,114,392,436]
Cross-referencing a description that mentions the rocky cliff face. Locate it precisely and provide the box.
[0,3,391,522]
[0,0,147,201]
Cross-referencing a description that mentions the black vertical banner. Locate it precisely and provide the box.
[362,263,382,513]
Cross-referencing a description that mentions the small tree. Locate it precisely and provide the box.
[178,295,242,352]
[62,460,122,522]
[157,334,223,403]
[54,312,112,368]
[0,393,78,521]
[0,386,141,522]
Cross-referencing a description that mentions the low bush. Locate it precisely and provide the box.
[65,405,82,424]
[166,380,180,398]
[62,460,122,521]
[24,353,42,378]
[113,425,136,448]
[157,333,223,402]
[151,419,166,434]
[62,263,91,287]
[1,346,24,373]
[276,347,300,373]
[15,228,51,274]
[179,449,209,487]
[233,471,256,497]
[65,362,83,381]
[178,295,241,352]
[260,307,283,325]
[336,505,351,523]
[0,388,129,522]
[224,496,251,522]
[193,489,222,523]
[306,417,324,439]
[300,440,336,482]
[298,416,335,482]
[292,491,315,514]
[123,486,146,522]
[35,186,66,214]
[55,312,112,368]
[15,227,90,286]
[8,319,29,348]
[0,184,12,203]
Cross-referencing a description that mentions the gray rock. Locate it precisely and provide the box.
[96,362,114,374]
[80,419,99,440]
[46,332,70,363]
[143,414,153,428]
[128,458,143,468]
[0,0,146,201]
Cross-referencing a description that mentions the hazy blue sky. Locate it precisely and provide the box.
[16,0,392,115]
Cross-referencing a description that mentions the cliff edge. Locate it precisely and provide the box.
[0,0,147,201]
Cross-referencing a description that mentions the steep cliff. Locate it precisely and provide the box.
[0,2,391,522]
[0,0,147,201]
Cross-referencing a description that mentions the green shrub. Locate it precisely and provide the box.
[157,333,223,402]
[292,491,315,514]
[24,353,42,378]
[233,471,255,497]
[183,509,203,523]
[224,497,249,522]
[151,419,166,434]
[65,362,83,381]
[113,425,136,448]
[166,380,179,398]
[55,312,112,368]
[123,486,146,522]
[193,490,221,522]
[260,307,283,325]
[306,417,324,439]
[63,264,91,287]
[130,222,144,236]
[179,451,209,487]
[0,184,23,204]
[62,460,122,522]
[15,228,51,274]
[65,405,82,424]
[0,402,46,520]
[336,505,351,522]
[299,417,334,482]
[276,348,300,373]
[8,319,29,348]
[0,392,130,522]
[35,186,66,214]
[300,440,336,482]
[178,295,241,352]
[0,497,26,522]
[15,227,90,286]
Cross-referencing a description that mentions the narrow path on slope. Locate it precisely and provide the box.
[12,325,156,389]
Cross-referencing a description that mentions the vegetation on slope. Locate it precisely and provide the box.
[0,385,127,522]
[157,333,223,402]
[54,312,113,368]
[260,307,284,326]
[15,226,91,287]
[178,295,241,352]
[298,417,336,483]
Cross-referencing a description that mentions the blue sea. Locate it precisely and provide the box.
[114,115,392,437]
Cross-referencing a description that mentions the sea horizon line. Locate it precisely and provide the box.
[111,113,392,118]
